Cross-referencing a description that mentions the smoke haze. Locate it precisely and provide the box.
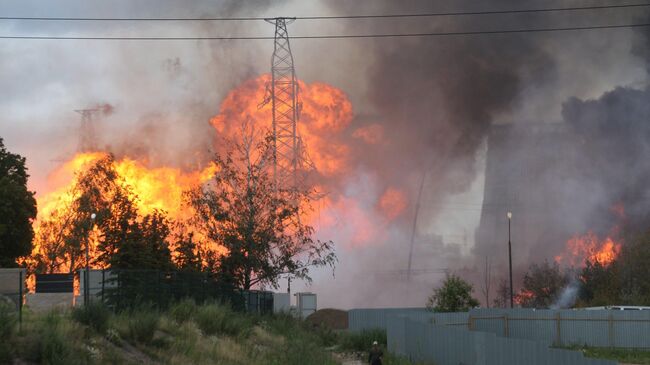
[2,0,650,308]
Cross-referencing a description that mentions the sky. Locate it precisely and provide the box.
[1,0,649,308]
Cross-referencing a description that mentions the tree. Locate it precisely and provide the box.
[427,274,479,312]
[611,230,650,305]
[577,259,619,306]
[186,130,336,290]
[33,155,173,272]
[517,260,569,308]
[0,138,37,267]
[492,278,510,308]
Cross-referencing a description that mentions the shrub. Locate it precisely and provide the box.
[72,301,111,333]
[194,304,251,337]
[126,309,159,344]
[39,311,88,365]
[338,329,387,352]
[169,298,198,324]
[0,301,16,362]
[0,301,16,340]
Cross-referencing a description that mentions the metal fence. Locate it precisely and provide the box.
[82,269,275,314]
[348,308,469,332]
[387,316,618,365]
[468,308,650,349]
[0,269,25,326]
[349,307,650,349]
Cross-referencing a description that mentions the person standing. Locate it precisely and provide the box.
[368,340,383,365]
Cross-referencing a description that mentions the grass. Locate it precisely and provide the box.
[2,301,426,365]
[564,346,650,364]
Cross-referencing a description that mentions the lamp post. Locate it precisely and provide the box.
[85,213,96,306]
[507,211,513,309]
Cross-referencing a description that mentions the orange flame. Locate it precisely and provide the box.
[210,74,354,177]
[555,231,621,267]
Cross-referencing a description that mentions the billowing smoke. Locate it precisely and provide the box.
[3,0,650,309]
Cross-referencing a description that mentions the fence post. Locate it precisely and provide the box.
[101,269,105,304]
[18,270,23,331]
[556,311,562,346]
[504,315,509,337]
[468,315,474,331]
[608,312,614,347]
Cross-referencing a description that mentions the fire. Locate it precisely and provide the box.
[514,289,535,306]
[28,73,404,276]
[210,74,354,177]
[555,231,621,267]
[30,152,216,276]
[378,187,408,220]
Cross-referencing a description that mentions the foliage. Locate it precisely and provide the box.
[186,132,336,290]
[427,274,480,312]
[0,137,37,267]
[33,155,173,273]
[125,308,159,344]
[194,303,253,337]
[172,229,203,272]
[561,345,650,365]
[612,231,650,305]
[169,298,199,323]
[577,259,619,306]
[0,302,16,363]
[517,260,569,308]
[338,329,387,352]
[492,278,511,308]
[71,301,111,334]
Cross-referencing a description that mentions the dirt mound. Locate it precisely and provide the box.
[305,308,348,330]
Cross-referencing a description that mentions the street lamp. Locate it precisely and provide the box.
[507,211,513,309]
[85,213,96,306]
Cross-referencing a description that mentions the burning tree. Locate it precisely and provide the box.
[32,155,173,273]
[517,261,569,308]
[186,129,336,290]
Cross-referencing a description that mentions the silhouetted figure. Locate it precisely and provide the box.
[368,340,383,365]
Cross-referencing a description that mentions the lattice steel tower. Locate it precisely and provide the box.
[75,108,100,152]
[263,17,302,191]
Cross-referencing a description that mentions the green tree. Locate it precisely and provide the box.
[577,259,619,306]
[187,132,336,290]
[612,230,650,305]
[0,138,37,267]
[427,274,480,312]
[173,229,202,272]
[517,260,569,308]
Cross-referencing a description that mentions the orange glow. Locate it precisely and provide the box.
[30,152,217,277]
[210,74,354,177]
[352,124,384,145]
[514,289,534,306]
[555,231,621,267]
[378,187,408,220]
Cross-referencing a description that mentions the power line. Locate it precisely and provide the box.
[2,21,650,40]
[1,2,649,21]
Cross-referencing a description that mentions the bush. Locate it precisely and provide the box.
[0,301,17,363]
[0,300,16,340]
[126,309,159,344]
[169,298,198,324]
[194,304,252,337]
[338,329,387,352]
[72,301,111,333]
[39,311,87,365]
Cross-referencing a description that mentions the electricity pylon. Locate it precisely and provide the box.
[261,17,315,193]
[74,104,112,153]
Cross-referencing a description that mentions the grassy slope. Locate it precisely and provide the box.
[0,300,425,365]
